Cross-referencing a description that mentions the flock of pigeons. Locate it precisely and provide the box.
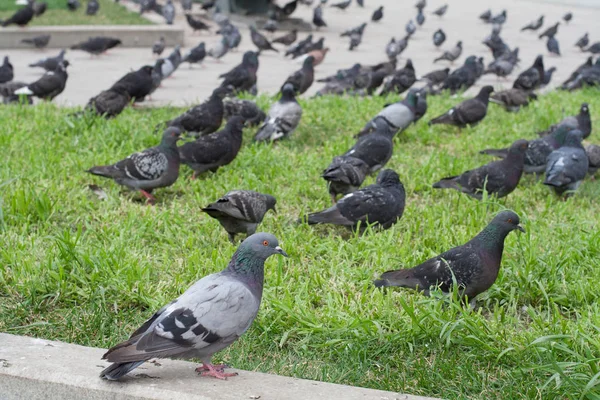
[2,0,600,383]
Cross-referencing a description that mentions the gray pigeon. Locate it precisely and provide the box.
[433,139,528,200]
[28,49,66,72]
[537,103,591,139]
[374,210,524,302]
[100,232,287,381]
[489,89,537,112]
[434,41,462,63]
[344,117,395,173]
[432,4,447,17]
[163,0,175,24]
[153,36,165,56]
[203,191,277,243]
[513,55,544,91]
[208,36,230,61]
[371,6,383,21]
[575,33,589,50]
[183,42,206,67]
[223,99,266,127]
[0,57,14,84]
[86,127,182,204]
[254,83,302,142]
[544,130,588,197]
[547,36,560,56]
[21,34,51,49]
[250,25,279,53]
[165,86,230,136]
[86,0,99,15]
[181,0,192,11]
[178,116,245,178]
[83,85,131,118]
[357,90,418,137]
[586,144,600,175]
[405,19,416,36]
[433,29,445,47]
[428,85,494,128]
[379,59,416,95]
[322,156,370,203]
[521,15,544,31]
[301,169,405,232]
[416,9,425,25]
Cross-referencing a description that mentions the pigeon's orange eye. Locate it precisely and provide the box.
[507,219,512,223]
[263,240,269,246]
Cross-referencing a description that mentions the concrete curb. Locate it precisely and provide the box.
[0,25,184,49]
[0,333,440,400]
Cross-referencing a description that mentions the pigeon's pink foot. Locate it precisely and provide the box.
[140,190,156,204]
[198,363,237,380]
[195,363,228,373]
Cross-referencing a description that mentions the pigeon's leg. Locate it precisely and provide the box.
[330,192,337,204]
[199,363,238,380]
[195,363,229,372]
[228,232,236,244]
[140,190,156,204]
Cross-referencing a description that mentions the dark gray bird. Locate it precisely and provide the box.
[322,156,370,203]
[440,55,480,94]
[163,0,175,24]
[357,90,419,137]
[330,0,351,10]
[374,211,524,302]
[86,0,99,15]
[563,12,572,23]
[313,5,327,29]
[179,116,245,178]
[100,232,287,381]
[0,81,31,105]
[208,36,229,61]
[111,65,154,103]
[282,56,314,94]
[219,51,259,94]
[561,57,593,87]
[385,37,405,60]
[433,29,446,47]
[479,9,491,23]
[186,14,210,33]
[434,41,462,63]
[203,191,277,243]
[83,85,131,118]
[433,140,528,199]
[1,1,34,26]
[168,45,183,73]
[302,169,405,231]
[371,6,383,22]
[349,31,363,51]
[152,36,165,56]
[542,66,556,86]
[420,67,449,86]
[165,86,229,135]
[490,89,537,112]
[416,9,425,25]
[21,35,51,50]
[561,57,600,91]
[586,144,600,176]
[480,125,573,174]
[344,117,395,172]
[223,99,266,127]
[71,37,122,56]
[139,0,156,13]
[429,85,494,128]
[521,15,543,31]
[29,50,66,72]
[585,42,600,54]
[575,33,589,50]
[405,19,416,36]
[15,61,70,101]
[513,55,544,91]
[0,57,14,84]
[87,128,182,204]
[379,59,416,95]
[544,130,588,197]
[483,58,516,78]
[285,34,313,57]
[547,36,560,56]
[263,19,278,34]
[341,23,367,37]
[537,103,591,139]
[539,22,559,39]
[255,83,302,142]
[490,10,506,25]
[183,42,206,67]
[181,0,192,11]
[67,0,80,11]
[250,26,279,53]
[432,4,447,17]
[415,0,425,10]
[273,30,297,46]
[33,0,47,15]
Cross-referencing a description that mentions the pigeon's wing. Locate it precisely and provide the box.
[29,72,63,96]
[464,161,507,194]
[207,191,267,222]
[454,98,487,124]
[410,245,482,291]
[337,185,394,223]
[113,147,169,181]
[526,138,553,166]
[179,134,230,164]
[284,70,304,91]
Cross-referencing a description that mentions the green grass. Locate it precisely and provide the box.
[0,0,151,26]
[1,89,600,399]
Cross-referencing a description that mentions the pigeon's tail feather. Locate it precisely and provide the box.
[374,269,421,289]
[100,361,145,380]
[543,172,568,188]
[86,165,120,178]
[479,148,508,158]
[428,112,453,126]
[432,176,460,190]
[21,38,35,44]
[303,206,353,226]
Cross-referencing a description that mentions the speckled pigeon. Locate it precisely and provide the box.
[100,232,287,381]
[255,83,302,142]
[322,156,370,203]
[429,85,494,128]
[544,130,588,197]
[219,51,259,94]
[224,99,266,127]
[28,49,66,72]
[345,117,395,173]
[490,89,537,112]
[301,169,405,231]
[433,140,528,199]
[178,116,245,178]
[374,210,524,302]
[15,61,70,101]
[203,191,277,243]
[87,127,182,203]
[357,90,418,137]
[165,86,229,135]
[536,103,591,139]
[281,56,314,94]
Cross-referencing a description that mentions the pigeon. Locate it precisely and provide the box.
[152,37,165,56]
[544,130,588,197]
[21,35,51,50]
[15,61,70,101]
[87,128,182,204]
[300,47,329,66]
[385,37,401,60]
[379,59,416,96]
[219,51,259,94]
[186,14,210,33]
[356,0,363,6]
[539,22,559,39]
[420,67,449,86]
[513,55,544,91]
[585,42,600,54]
[219,22,242,51]
[163,0,175,24]
[483,58,515,78]
[490,10,506,25]
[250,26,278,53]
[282,56,314,94]
[203,192,277,243]
[223,99,265,127]
[1,1,34,26]
[273,30,297,46]
[99,232,287,381]
[322,156,370,203]
[255,83,302,142]
[371,6,383,22]
[432,4,447,16]
[0,81,31,104]
[480,125,573,174]
[67,0,80,10]
[111,65,154,103]
[313,5,327,29]
[563,12,572,23]
[416,9,425,26]
[429,85,493,128]
[86,0,99,15]
[521,15,544,31]
[181,0,192,11]
[440,55,480,93]
[575,33,589,50]
[183,42,206,67]
[358,90,419,137]
[537,103,591,139]
[139,0,157,13]
[586,144,600,176]
[433,29,446,47]
[28,50,66,72]
[341,23,366,38]
[415,0,425,10]
[318,63,361,83]
[434,41,462,63]
[562,57,600,91]
[301,169,405,232]
[200,0,215,10]
[0,57,14,84]
[282,0,299,16]
[208,36,229,61]
[165,86,229,135]
[542,66,556,86]
[178,116,245,178]
[479,9,491,23]
[433,140,528,199]
[489,89,537,112]
[374,210,524,301]
[330,0,350,10]
[71,37,122,56]
[83,86,131,118]
[263,19,278,34]
[349,31,363,51]
[285,34,314,57]
[405,20,416,36]
[547,36,560,56]
[344,117,395,172]
[33,0,47,16]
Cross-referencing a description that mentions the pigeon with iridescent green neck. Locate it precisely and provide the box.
[100,233,288,381]
[374,210,524,301]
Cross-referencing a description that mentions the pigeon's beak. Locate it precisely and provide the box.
[275,246,289,257]
[517,225,525,233]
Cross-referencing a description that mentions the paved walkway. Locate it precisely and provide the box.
[3,0,600,107]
